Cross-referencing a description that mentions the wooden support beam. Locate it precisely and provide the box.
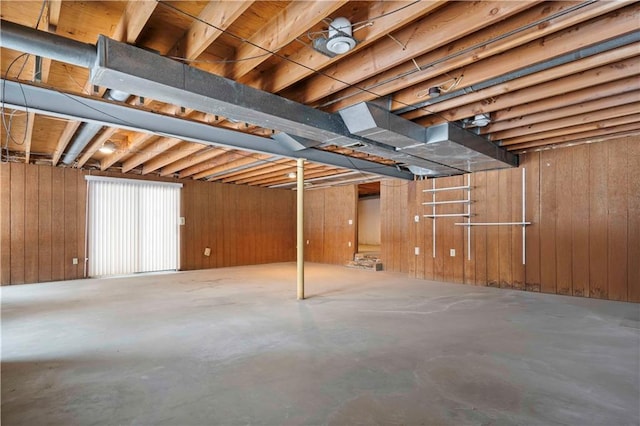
[75,127,119,168]
[142,143,205,174]
[391,3,639,113]
[193,154,273,180]
[218,159,292,183]
[51,120,81,166]
[282,1,534,105]
[508,123,640,152]
[33,0,62,84]
[415,54,640,126]
[122,137,182,172]
[321,0,624,112]
[48,0,62,31]
[178,150,242,178]
[240,1,444,93]
[51,0,156,166]
[167,1,253,60]
[160,147,227,177]
[100,133,155,170]
[495,102,640,142]
[260,168,341,187]
[235,163,326,185]
[111,0,158,44]
[214,1,348,80]
[492,76,639,122]
[501,114,640,146]
[486,93,640,134]
[23,112,36,164]
[102,0,260,174]
[245,164,326,186]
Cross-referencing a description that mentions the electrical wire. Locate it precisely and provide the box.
[155,1,455,129]
[1,0,48,161]
[2,54,32,152]
[3,0,497,184]
[304,1,421,41]
[154,1,471,184]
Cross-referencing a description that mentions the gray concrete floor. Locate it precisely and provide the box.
[2,263,639,425]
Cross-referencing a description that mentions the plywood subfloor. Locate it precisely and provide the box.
[2,263,639,425]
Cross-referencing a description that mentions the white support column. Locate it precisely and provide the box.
[297,158,305,300]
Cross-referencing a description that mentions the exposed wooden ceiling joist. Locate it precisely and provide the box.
[1,0,638,187]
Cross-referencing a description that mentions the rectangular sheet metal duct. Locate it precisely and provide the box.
[339,102,518,173]
[1,79,412,180]
[91,36,353,145]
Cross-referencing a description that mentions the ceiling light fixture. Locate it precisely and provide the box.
[326,17,356,54]
[99,140,116,154]
[471,113,491,127]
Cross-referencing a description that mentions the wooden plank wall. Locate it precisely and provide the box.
[0,163,295,285]
[381,179,410,273]
[179,180,295,270]
[381,136,640,302]
[0,164,87,284]
[303,185,357,265]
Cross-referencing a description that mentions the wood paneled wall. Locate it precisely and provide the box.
[303,185,357,264]
[0,164,87,284]
[0,163,295,285]
[180,180,295,270]
[381,136,640,303]
[381,179,410,273]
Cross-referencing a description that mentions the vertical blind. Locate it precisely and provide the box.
[86,176,182,277]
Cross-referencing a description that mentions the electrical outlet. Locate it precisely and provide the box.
[415,247,420,255]
[306,240,310,245]
[204,247,211,256]
[179,217,185,225]
[348,241,352,247]
[450,249,456,257]
[72,257,78,265]
[414,215,420,223]
[348,219,353,225]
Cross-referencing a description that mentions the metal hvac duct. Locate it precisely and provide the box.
[0,19,96,68]
[1,79,413,180]
[339,102,518,173]
[0,20,517,176]
[61,89,131,165]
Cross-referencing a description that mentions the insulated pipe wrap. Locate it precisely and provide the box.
[0,19,97,69]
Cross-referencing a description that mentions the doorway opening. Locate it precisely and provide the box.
[357,182,380,255]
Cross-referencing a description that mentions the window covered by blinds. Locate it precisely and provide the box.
[86,176,182,277]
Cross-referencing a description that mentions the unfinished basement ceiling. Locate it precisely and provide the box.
[1,1,638,187]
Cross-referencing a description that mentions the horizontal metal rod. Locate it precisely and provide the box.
[423,213,470,218]
[422,185,471,192]
[1,79,413,180]
[454,222,532,226]
[422,199,471,205]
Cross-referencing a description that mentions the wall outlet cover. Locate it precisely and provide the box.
[414,247,420,255]
[450,249,456,257]
[72,257,78,265]
[204,247,211,256]
[179,217,185,225]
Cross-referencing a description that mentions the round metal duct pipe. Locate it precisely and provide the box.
[0,19,97,69]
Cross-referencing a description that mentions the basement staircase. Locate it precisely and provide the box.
[346,252,383,271]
